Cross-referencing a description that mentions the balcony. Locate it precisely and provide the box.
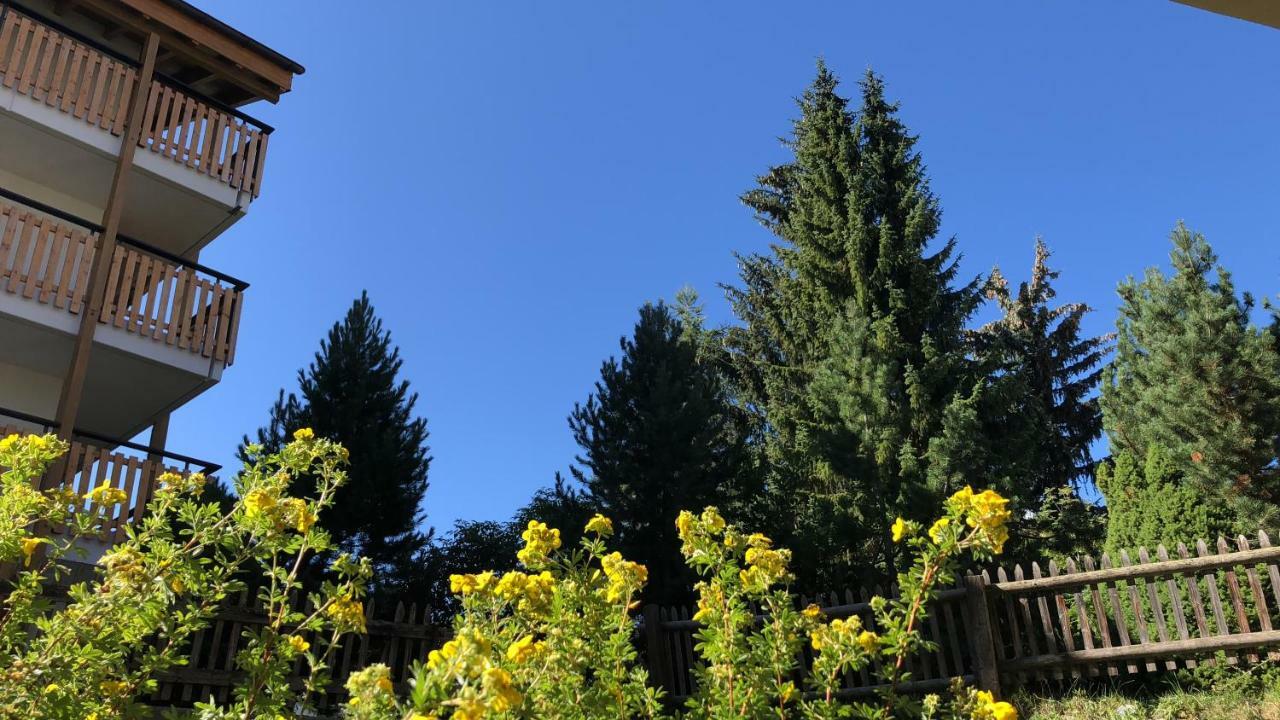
[0,187,246,439]
[0,2,273,256]
[1,408,220,556]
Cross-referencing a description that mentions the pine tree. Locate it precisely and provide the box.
[570,301,750,603]
[976,240,1109,556]
[1100,224,1280,541]
[244,292,431,592]
[725,65,983,586]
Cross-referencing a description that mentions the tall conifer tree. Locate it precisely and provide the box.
[1100,224,1280,545]
[725,65,983,586]
[570,301,751,603]
[977,240,1108,557]
[245,292,431,591]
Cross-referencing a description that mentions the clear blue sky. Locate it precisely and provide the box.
[172,1,1279,533]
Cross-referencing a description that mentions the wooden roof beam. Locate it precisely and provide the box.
[74,0,295,104]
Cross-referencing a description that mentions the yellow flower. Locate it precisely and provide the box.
[990,702,1018,720]
[100,680,128,695]
[20,537,45,567]
[517,520,562,567]
[891,517,908,542]
[242,488,276,519]
[42,683,58,694]
[170,577,185,594]
[584,513,613,536]
[857,630,880,653]
[326,594,366,633]
[289,635,310,653]
[948,485,975,512]
[700,507,725,533]
[746,532,772,549]
[483,667,522,712]
[86,483,128,506]
[810,631,823,650]
[928,517,951,543]
[293,427,315,441]
[802,604,823,622]
[676,510,696,540]
[280,497,316,533]
[376,676,393,693]
[601,552,648,602]
[506,634,544,664]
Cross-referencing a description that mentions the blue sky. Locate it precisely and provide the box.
[174,1,1279,532]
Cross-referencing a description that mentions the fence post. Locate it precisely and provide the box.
[642,604,673,696]
[963,574,1003,696]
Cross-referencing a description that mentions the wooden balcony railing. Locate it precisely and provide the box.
[0,189,247,365]
[0,3,272,197]
[1,412,220,547]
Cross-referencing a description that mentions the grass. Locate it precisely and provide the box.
[1016,687,1280,719]
[1012,656,1280,719]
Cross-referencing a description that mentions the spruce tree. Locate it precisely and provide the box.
[725,65,983,586]
[1100,224,1280,542]
[245,292,431,592]
[975,239,1109,557]
[570,301,750,603]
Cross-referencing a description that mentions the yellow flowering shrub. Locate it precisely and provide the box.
[0,430,372,720]
[1,425,1017,720]
[353,516,664,719]
[349,490,1017,720]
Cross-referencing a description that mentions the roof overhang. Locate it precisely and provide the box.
[59,0,304,105]
[1173,0,1280,30]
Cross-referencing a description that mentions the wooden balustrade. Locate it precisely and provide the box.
[0,423,197,546]
[0,197,244,364]
[0,7,136,136]
[138,78,268,197]
[0,6,269,197]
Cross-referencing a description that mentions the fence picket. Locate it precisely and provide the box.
[1099,554,1137,674]
[1136,547,1177,671]
[1119,550,1158,672]
[1155,545,1194,668]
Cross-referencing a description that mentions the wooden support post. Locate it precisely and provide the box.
[139,412,170,506]
[52,31,160,449]
[642,604,673,698]
[963,574,1003,697]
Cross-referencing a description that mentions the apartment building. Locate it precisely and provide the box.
[0,0,301,548]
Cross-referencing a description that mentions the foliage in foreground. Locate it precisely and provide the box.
[0,431,370,720]
[350,487,1018,719]
[2,430,1019,719]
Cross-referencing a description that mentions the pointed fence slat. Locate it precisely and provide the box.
[1157,545,1194,668]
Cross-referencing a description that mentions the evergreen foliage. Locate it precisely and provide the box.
[725,64,983,586]
[569,301,752,603]
[1101,224,1280,529]
[976,239,1109,557]
[1096,446,1237,555]
[244,292,431,593]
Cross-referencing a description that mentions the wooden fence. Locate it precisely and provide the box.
[149,592,449,712]
[644,532,1280,700]
[0,3,270,197]
[0,194,245,364]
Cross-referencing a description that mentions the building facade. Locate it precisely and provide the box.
[0,0,301,549]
